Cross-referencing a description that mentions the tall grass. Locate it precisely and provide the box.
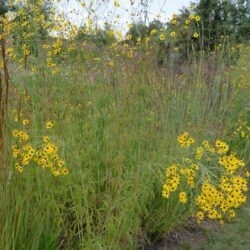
[0,38,248,249]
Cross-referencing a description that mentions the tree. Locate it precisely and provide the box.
[195,0,250,47]
[11,0,54,61]
[148,19,165,32]
[0,0,8,16]
[126,21,149,43]
[77,23,116,47]
[235,0,250,41]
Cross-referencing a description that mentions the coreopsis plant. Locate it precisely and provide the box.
[12,113,69,176]
[162,132,249,224]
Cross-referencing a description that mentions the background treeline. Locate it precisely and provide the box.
[77,0,250,47]
[1,0,249,47]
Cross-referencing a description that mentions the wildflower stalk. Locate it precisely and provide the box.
[0,20,10,186]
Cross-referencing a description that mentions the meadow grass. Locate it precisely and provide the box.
[196,43,249,250]
[146,43,250,250]
[0,40,249,249]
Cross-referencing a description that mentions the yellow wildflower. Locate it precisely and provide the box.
[22,119,30,125]
[45,121,54,129]
[179,192,187,203]
[193,32,199,38]
[170,31,176,37]
[159,34,166,41]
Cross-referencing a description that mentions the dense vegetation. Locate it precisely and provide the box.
[0,0,249,249]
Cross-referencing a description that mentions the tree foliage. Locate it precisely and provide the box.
[11,0,53,59]
[77,23,116,47]
[194,0,250,47]
[0,0,8,16]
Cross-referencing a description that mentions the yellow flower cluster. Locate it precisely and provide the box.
[43,38,64,73]
[202,140,215,154]
[179,192,187,203]
[1,0,204,72]
[162,163,198,201]
[12,125,69,176]
[162,132,248,223]
[22,44,31,57]
[12,129,29,142]
[180,165,198,187]
[196,182,223,221]
[162,165,180,198]
[6,47,16,59]
[180,10,201,31]
[234,117,249,139]
[195,146,204,160]
[51,38,63,55]
[196,175,247,223]
[177,131,195,147]
[219,154,245,174]
[215,140,229,155]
